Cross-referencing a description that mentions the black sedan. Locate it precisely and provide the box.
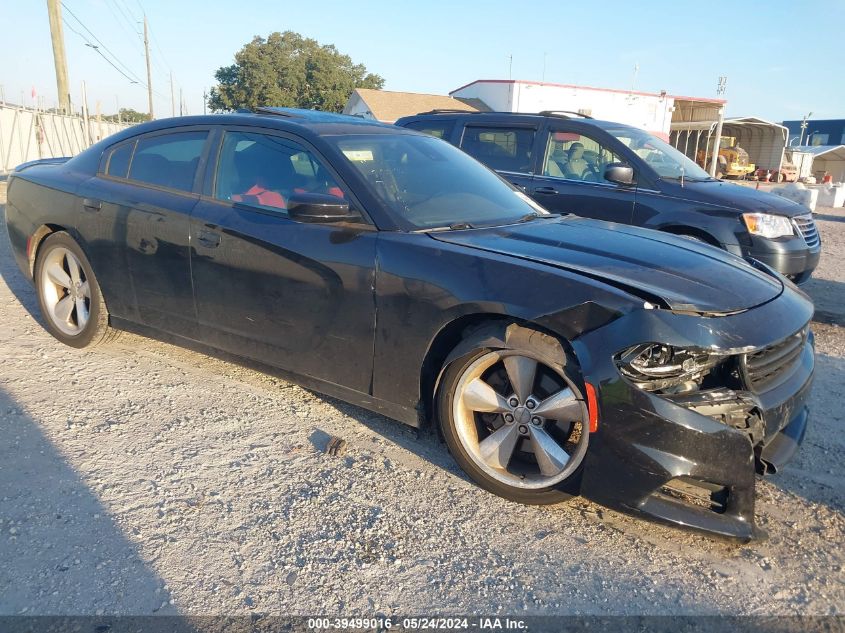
[4,109,814,540]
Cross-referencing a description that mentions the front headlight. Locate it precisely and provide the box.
[615,343,723,393]
[742,213,794,238]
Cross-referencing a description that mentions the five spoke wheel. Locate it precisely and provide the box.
[39,247,91,336]
[452,350,588,490]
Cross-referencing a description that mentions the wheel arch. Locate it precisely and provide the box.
[659,224,722,247]
[27,223,68,276]
[419,313,579,428]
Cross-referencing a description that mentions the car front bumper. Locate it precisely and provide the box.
[744,235,820,284]
[570,286,815,540]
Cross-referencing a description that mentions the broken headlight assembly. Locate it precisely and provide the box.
[614,343,725,393]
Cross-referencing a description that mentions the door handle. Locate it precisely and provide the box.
[533,186,558,195]
[511,182,527,192]
[197,229,221,248]
[82,198,102,212]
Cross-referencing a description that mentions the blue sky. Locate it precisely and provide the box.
[2,0,843,122]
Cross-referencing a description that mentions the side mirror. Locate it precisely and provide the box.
[604,163,636,186]
[287,193,359,223]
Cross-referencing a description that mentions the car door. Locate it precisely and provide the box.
[189,128,377,393]
[529,124,635,223]
[77,128,210,336]
[458,122,538,193]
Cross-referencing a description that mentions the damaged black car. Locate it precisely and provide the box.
[4,109,814,540]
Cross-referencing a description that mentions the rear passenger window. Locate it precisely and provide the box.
[105,141,134,178]
[403,120,455,140]
[460,126,535,174]
[128,131,207,192]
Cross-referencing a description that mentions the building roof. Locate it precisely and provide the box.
[800,145,845,160]
[346,89,480,123]
[724,116,788,130]
[449,79,726,105]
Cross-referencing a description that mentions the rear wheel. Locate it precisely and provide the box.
[437,327,589,505]
[34,232,118,348]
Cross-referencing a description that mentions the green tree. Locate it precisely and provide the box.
[208,31,384,113]
[103,108,151,123]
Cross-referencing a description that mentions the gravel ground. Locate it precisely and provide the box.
[0,190,843,617]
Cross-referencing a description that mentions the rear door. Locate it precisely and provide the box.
[458,122,539,192]
[529,123,636,223]
[77,128,210,336]
[188,127,377,393]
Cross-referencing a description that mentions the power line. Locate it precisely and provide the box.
[61,17,140,87]
[62,2,144,84]
[61,13,167,100]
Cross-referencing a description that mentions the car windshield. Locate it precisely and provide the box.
[606,127,713,181]
[328,134,547,229]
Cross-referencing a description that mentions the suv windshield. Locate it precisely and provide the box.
[328,134,545,229]
[607,127,713,181]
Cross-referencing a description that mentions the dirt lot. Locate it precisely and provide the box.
[0,190,843,617]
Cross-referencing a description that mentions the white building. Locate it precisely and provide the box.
[449,79,724,141]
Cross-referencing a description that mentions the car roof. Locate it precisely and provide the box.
[107,108,408,142]
[397,110,634,131]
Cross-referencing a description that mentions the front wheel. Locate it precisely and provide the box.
[34,231,118,348]
[437,327,589,505]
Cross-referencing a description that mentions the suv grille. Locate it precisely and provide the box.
[793,213,820,248]
[743,327,807,391]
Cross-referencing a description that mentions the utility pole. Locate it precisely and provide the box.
[202,89,207,115]
[170,72,175,117]
[798,111,813,146]
[143,14,154,119]
[709,76,728,177]
[46,0,70,113]
[179,87,184,116]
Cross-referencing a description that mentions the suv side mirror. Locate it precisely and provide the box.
[604,163,636,186]
[287,193,359,224]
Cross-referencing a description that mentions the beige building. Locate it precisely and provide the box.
[343,89,481,123]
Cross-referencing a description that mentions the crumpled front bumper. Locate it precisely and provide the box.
[568,288,815,540]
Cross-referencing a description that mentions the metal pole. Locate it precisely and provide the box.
[81,80,90,146]
[170,72,175,117]
[46,0,70,114]
[143,14,154,119]
[709,108,725,177]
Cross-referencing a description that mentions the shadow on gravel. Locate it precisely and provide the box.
[0,205,43,324]
[770,351,845,513]
[814,212,845,224]
[0,386,179,616]
[804,277,845,327]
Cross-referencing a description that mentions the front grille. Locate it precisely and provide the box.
[743,327,807,391]
[793,213,820,248]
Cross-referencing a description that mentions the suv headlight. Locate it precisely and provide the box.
[742,213,794,238]
[615,343,723,393]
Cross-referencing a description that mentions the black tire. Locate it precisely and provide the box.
[436,324,587,505]
[34,231,119,348]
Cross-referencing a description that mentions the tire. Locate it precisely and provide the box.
[436,324,588,505]
[34,231,118,348]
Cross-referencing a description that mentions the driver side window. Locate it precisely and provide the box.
[542,131,622,184]
[215,131,345,214]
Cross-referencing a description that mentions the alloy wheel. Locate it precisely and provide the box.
[452,351,589,490]
[39,247,91,336]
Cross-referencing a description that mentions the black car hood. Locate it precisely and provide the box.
[662,179,807,216]
[431,216,783,313]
